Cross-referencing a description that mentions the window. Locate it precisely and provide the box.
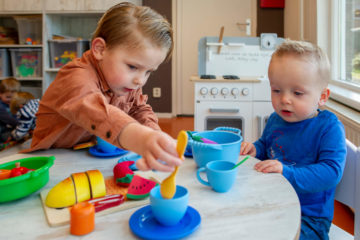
[329,0,360,111]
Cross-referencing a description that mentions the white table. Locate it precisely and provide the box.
[0,142,301,240]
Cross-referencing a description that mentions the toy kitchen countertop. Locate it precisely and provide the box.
[0,140,300,240]
[190,75,261,83]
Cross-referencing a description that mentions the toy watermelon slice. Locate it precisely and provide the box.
[126,175,158,200]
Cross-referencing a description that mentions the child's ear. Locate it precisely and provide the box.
[91,37,106,60]
[318,87,330,106]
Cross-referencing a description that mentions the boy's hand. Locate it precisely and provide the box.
[254,159,283,174]
[119,123,182,172]
[240,142,256,157]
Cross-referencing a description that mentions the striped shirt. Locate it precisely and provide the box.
[11,99,40,141]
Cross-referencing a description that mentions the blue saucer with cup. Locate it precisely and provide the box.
[129,205,201,240]
[129,185,201,239]
[89,136,128,158]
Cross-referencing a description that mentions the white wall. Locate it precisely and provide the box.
[284,0,317,43]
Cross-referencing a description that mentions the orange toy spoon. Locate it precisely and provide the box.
[160,130,188,199]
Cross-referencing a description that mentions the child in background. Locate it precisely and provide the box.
[22,2,181,172]
[240,40,346,240]
[0,77,20,138]
[9,92,39,141]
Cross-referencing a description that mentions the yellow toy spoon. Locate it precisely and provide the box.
[160,130,188,199]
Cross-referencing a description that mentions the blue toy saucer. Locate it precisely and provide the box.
[118,152,142,170]
[88,146,128,158]
[129,205,201,240]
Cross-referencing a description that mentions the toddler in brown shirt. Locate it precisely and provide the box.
[24,2,181,172]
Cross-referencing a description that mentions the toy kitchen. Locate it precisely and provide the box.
[191,34,284,142]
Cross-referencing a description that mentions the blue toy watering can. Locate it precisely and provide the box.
[188,127,243,167]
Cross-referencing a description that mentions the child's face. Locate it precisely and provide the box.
[94,39,167,96]
[268,54,327,123]
[0,91,14,105]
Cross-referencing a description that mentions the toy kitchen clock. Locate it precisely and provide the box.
[191,34,284,142]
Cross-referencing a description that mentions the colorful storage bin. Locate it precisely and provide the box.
[13,16,42,45]
[10,48,42,78]
[48,39,89,68]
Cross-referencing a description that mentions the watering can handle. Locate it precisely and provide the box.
[213,126,242,136]
[188,140,222,150]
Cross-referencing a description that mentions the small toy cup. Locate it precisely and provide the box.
[196,161,237,193]
[150,185,188,226]
[96,137,118,153]
[70,202,95,236]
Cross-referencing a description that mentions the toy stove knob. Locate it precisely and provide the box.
[242,88,250,96]
[231,88,239,96]
[210,88,219,96]
[200,87,208,95]
[221,88,229,96]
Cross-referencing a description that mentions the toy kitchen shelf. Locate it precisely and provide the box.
[0,0,141,98]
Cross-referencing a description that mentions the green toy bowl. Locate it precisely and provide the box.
[0,156,55,203]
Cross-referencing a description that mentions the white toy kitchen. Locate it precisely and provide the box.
[192,35,284,142]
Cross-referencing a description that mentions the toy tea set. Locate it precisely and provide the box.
[0,127,246,239]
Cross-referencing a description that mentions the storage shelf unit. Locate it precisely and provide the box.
[0,0,141,98]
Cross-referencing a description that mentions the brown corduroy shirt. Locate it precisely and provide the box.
[22,50,160,153]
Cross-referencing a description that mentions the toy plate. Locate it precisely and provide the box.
[88,146,128,158]
[129,205,201,240]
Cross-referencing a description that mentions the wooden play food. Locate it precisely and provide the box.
[70,202,95,236]
[160,131,188,199]
[126,175,157,200]
[45,170,106,208]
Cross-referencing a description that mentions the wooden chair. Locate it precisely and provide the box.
[329,139,360,239]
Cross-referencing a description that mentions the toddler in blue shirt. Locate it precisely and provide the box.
[240,39,346,240]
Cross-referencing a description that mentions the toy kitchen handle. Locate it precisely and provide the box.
[209,108,239,113]
[188,139,223,150]
[213,126,242,136]
[256,116,269,138]
[196,167,211,187]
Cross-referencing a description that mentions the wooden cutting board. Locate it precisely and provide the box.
[40,171,160,227]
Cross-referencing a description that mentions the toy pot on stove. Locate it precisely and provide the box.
[189,127,243,167]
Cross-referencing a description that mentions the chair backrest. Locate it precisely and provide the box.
[334,139,360,239]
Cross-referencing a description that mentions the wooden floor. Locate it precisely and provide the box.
[158,116,355,235]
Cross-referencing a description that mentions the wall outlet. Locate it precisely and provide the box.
[153,87,161,98]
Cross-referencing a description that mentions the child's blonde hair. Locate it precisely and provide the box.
[0,77,20,93]
[92,2,173,61]
[271,39,330,87]
[10,91,35,115]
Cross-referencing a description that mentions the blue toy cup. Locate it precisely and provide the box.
[190,128,242,167]
[196,161,237,193]
[96,136,118,153]
[150,185,189,226]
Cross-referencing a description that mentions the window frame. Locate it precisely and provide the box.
[326,0,360,111]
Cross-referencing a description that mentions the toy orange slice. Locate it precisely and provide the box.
[86,170,106,198]
[0,169,11,180]
[72,172,91,203]
[45,177,76,208]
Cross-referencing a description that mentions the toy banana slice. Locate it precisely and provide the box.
[45,170,106,208]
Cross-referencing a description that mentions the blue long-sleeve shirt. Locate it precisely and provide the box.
[254,110,346,221]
